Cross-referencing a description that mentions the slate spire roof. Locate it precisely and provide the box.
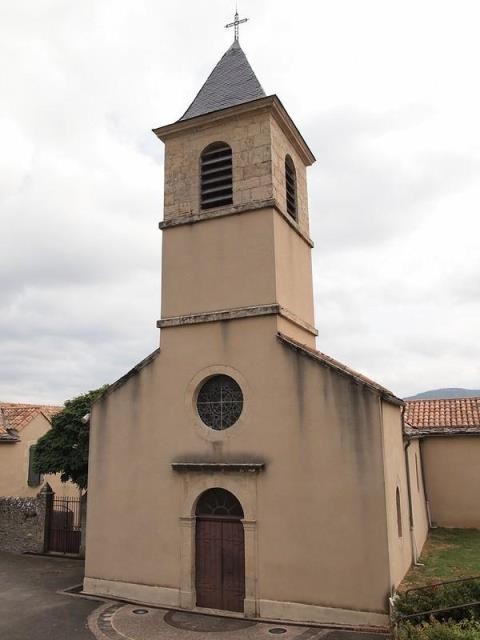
[180,41,266,121]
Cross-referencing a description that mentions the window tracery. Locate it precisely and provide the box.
[196,374,243,430]
[196,488,244,518]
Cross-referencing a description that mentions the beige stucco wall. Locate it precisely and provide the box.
[406,439,429,557]
[421,436,480,528]
[273,213,315,331]
[161,208,316,344]
[380,401,413,590]
[85,316,393,621]
[0,413,78,498]
[161,209,277,319]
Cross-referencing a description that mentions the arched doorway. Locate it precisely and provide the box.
[195,488,245,612]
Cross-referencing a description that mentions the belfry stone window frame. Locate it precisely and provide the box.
[200,142,233,211]
[285,154,297,219]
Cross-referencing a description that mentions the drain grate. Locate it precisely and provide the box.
[269,629,287,635]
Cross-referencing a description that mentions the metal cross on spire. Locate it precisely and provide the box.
[225,10,249,42]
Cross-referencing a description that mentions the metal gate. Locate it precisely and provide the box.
[46,496,81,554]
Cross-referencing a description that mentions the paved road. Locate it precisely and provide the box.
[92,604,390,640]
[0,552,390,640]
[0,551,97,640]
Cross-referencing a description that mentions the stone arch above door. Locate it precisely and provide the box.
[196,487,244,518]
[182,475,257,521]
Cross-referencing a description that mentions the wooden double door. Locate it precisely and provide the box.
[195,516,245,612]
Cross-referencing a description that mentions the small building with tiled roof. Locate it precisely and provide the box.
[404,397,480,529]
[405,397,480,435]
[0,403,62,438]
[0,402,77,498]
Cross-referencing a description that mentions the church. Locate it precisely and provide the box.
[83,28,429,628]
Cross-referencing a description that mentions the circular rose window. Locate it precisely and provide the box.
[196,374,243,430]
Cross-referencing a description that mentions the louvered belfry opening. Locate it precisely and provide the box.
[285,155,297,219]
[201,142,233,210]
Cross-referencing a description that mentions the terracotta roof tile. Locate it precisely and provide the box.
[0,402,63,433]
[405,397,480,434]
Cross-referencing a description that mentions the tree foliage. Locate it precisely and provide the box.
[34,386,108,489]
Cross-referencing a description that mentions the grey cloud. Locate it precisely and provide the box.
[306,108,480,251]
[1,2,479,403]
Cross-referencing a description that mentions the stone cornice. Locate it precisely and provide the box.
[172,462,265,473]
[269,96,316,165]
[272,202,315,248]
[405,427,480,439]
[153,95,315,166]
[159,199,314,248]
[279,307,319,336]
[159,199,275,230]
[157,303,318,336]
[154,96,274,139]
[158,303,279,328]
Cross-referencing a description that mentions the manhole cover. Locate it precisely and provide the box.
[269,629,287,635]
[164,610,256,632]
[132,608,149,615]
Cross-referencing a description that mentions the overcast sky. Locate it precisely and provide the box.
[1,0,479,404]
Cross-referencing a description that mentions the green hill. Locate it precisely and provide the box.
[406,388,480,400]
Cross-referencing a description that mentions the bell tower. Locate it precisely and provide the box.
[154,40,317,347]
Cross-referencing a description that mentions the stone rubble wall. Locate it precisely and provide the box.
[0,493,47,554]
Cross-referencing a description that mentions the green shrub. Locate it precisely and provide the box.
[395,578,480,623]
[398,620,480,640]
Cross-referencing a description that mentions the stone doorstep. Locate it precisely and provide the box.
[23,551,83,560]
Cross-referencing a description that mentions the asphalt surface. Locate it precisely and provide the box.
[0,552,390,640]
[0,551,97,640]
[100,605,391,640]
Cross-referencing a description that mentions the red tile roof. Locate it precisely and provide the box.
[405,397,480,434]
[0,402,63,437]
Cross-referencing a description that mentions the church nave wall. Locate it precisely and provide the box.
[85,315,394,617]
